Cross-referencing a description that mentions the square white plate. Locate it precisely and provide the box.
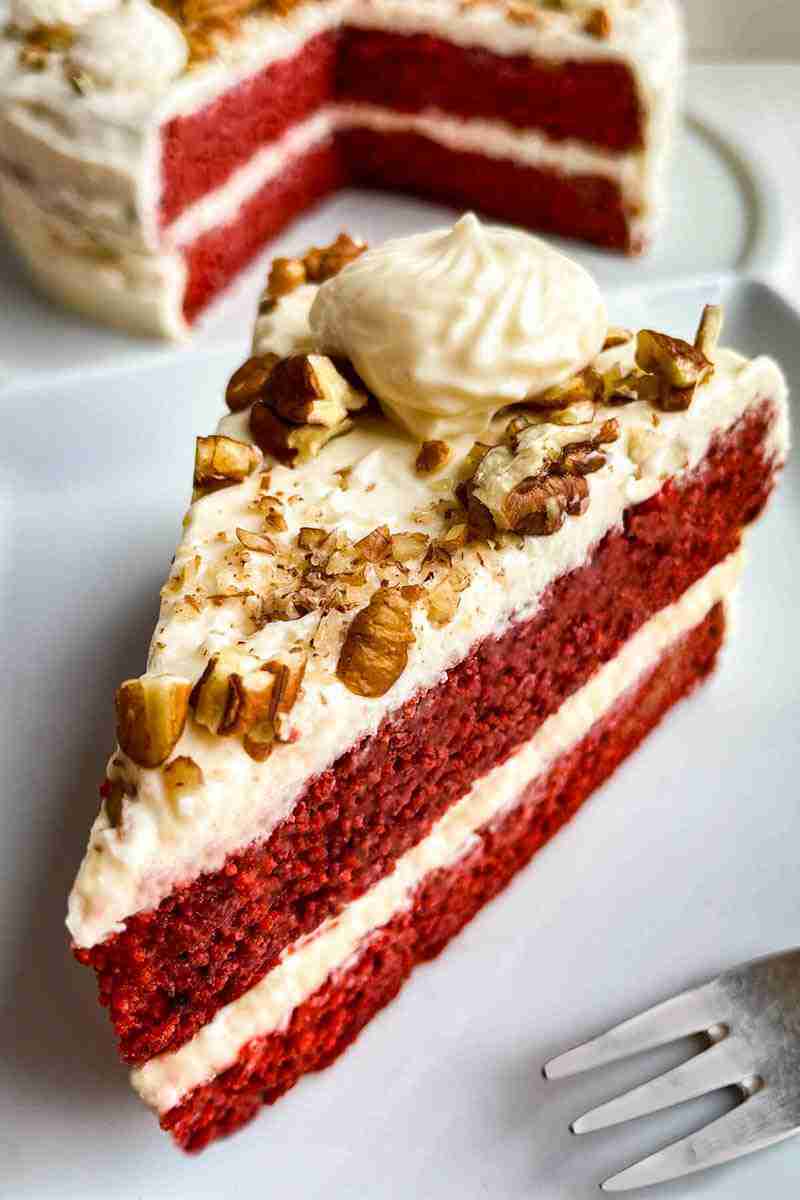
[0,276,798,1199]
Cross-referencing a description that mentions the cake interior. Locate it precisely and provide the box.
[163,27,647,322]
[76,401,778,1069]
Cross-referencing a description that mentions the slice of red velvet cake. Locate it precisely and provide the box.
[68,217,789,1150]
[0,0,685,336]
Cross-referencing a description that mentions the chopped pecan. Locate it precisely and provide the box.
[415,440,452,474]
[298,526,328,550]
[602,326,633,350]
[194,435,260,491]
[584,7,611,38]
[115,674,191,768]
[438,523,468,552]
[694,304,724,358]
[236,527,277,553]
[636,329,713,390]
[304,233,366,283]
[528,368,603,411]
[337,588,415,698]
[267,256,306,299]
[190,648,263,736]
[604,366,661,406]
[265,355,367,426]
[390,531,430,562]
[355,525,393,563]
[225,353,279,413]
[250,400,352,466]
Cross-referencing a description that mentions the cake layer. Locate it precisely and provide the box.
[181,137,343,322]
[338,124,636,252]
[336,29,643,152]
[160,31,337,228]
[152,601,727,1149]
[75,403,779,1067]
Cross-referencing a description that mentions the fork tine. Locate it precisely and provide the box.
[601,1092,800,1191]
[544,981,724,1080]
[571,1037,749,1133]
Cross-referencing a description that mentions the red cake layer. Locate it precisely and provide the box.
[160,31,338,227]
[181,140,344,323]
[336,30,643,152]
[338,127,636,252]
[159,28,642,231]
[75,403,778,1068]
[162,603,724,1151]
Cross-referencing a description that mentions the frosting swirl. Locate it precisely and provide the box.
[309,213,607,440]
[68,0,187,90]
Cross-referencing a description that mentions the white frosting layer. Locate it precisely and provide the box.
[66,313,788,948]
[132,550,743,1115]
[310,214,607,439]
[9,0,119,31]
[0,0,685,336]
[67,1,188,91]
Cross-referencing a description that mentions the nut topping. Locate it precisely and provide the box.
[505,474,589,535]
[694,304,724,358]
[225,353,279,412]
[337,588,415,698]
[528,368,603,411]
[267,256,306,299]
[236,527,277,554]
[636,329,713,390]
[390,531,430,562]
[194,435,260,492]
[415,440,452,474]
[303,233,366,283]
[584,6,611,38]
[115,675,191,768]
[354,525,393,563]
[265,355,367,426]
[602,327,633,351]
[250,400,353,466]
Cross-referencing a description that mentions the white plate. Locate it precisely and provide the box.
[0,112,786,387]
[0,275,798,1200]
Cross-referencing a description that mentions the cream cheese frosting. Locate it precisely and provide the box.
[67,0,188,91]
[310,213,607,440]
[66,245,789,948]
[131,549,744,1115]
[0,0,686,336]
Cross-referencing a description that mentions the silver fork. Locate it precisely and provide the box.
[543,948,800,1191]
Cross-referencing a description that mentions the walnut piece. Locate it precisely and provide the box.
[602,327,633,351]
[391,531,430,562]
[194,435,260,491]
[337,589,415,698]
[415,440,452,474]
[115,675,191,768]
[236,527,277,553]
[225,353,279,413]
[505,474,589,535]
[355,525,393,563]
[265,355,367,426]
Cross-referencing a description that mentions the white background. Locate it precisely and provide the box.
[686,0,800,59]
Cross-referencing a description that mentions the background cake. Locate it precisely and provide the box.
[67,216,788,1149]
[0,0,685,336]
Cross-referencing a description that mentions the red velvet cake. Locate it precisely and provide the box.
[0,0,685,336]
[67,217,789,1149]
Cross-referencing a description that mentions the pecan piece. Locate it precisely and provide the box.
[115,675,191,768]
[265,355,367,427]
[636,330,713,390]
[250,400,353,466]
[304,233,366,282]
[194,435,260,491]
[415,440,452,474]
[162,756,204,804]
[267,256,306,299]
[225,353,279,413]
[528,368,603,412]
[337,589,415,698]
[694,304,724,358]
[504,475,589,536]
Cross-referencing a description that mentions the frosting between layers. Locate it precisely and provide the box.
[0,0,685,335]
[131,550,743,1115]
[66,318,788,949]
